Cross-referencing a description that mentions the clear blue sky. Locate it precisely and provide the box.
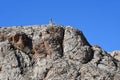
[0,0,120,52]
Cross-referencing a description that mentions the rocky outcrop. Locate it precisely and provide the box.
[110,51,120,61]
[0,24,120,80]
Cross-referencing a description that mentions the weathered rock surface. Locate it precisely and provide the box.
[110,51,120,61]
[0,24,120,80]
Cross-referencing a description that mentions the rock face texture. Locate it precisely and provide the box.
[0,24,120,80]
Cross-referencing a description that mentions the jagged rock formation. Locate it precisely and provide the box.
[0,24,120,80]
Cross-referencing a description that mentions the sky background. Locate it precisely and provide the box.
[0,0,120,52]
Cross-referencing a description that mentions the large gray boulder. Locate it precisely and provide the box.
[0,24,120,80]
